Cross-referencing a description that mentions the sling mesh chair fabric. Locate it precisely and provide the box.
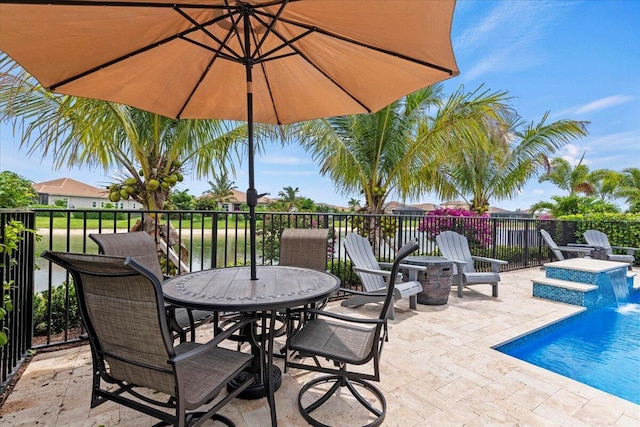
[284,239,419,427]
[41,251,255,427]
[435,230,508,298]
[89,232,215,342]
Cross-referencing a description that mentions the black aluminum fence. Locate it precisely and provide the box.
[3,207,639,393]
[1,210,35,392]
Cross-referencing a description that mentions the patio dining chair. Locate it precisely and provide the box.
[342,233,423,320]
[435,230,508,297]
[540,229,592,261]
[284,239,420,427]
[89,232,215,342]
[41,251,255,427]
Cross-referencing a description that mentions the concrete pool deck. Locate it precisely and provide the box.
[1,267,639,426]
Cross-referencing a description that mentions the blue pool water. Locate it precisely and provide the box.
[497,292,640,404]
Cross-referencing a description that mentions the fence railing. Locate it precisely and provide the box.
[1,210,35,392]
[3,207,639,393]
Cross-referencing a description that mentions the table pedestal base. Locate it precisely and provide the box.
[227,366,282,400]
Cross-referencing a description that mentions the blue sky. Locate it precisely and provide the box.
[1,0,638,210]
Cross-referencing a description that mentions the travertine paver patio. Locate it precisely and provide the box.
[1,267,639,426]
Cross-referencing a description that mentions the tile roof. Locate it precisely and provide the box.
[32,178,107,198]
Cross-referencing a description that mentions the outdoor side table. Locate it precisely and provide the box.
[404,256,453,305]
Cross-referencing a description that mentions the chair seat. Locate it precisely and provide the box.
[394,280,423,299]
[463,271,500,285]
[289,318,376,365]
[176,342,253,407]
[173,308,216,330]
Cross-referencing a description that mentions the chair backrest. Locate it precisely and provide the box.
[584,230,612,254]
[90,232,165,281]
[435,230,475,273]
[41,251,177,396]
[378,239,420,320]
[540,229,565,261]
[279,228,329,271]
[343,234,386,292]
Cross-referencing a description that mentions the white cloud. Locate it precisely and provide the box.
[555,95,635,118]
[455,1,570,80]
[560,143,588,166]
[574,95,634,115]
[533,189,545,195]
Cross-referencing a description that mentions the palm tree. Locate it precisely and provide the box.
[530,194,619,217]
[538,155,594,196]
[348,198,360,212]
[588,168,624,202]
[294,85,513,215]
[616,167,640,212]
[292,85,516,244]
[435,113,589,214]
[0,57,258,219]
[277,186,300,212]
[205,172,238,209]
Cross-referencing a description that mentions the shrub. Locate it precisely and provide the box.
[418,208,492,248]
[33,281,81,336]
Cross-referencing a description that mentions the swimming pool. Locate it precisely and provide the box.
[496,292,640,405]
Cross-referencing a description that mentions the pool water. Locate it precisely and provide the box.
[497,292,640,404]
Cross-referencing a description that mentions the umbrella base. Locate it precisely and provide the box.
[227,366,282,400]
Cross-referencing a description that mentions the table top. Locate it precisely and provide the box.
[405,255,452,266]
[162,265,340,312]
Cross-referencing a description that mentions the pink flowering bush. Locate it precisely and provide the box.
[418,208,492,248]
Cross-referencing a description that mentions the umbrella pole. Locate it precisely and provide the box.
[244,14,258,281]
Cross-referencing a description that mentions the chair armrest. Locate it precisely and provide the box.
[555,246,592,254]
[339,287,386,297]
[471,256,508,265]
[303,308,385,325]
[352,266,393,277]
[568,243,602,248]
[471,256,507,273]
[611,245,639,255]
[170,316,256,364]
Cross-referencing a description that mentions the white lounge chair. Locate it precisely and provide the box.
[435,230,508,298]
[584,229,637,268]
[342,234,423,320]
[540,229,592,261]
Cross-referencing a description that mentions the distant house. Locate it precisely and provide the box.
[32,178,139,210]
[216,189,271,212]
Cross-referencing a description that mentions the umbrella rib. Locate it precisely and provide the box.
[48,15,226,91]
[270,14,457,76]
[250,12,372,114]
[173,6,243,62]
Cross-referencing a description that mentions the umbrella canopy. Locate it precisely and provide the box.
[0,0,460,280]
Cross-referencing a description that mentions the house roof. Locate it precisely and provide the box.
[32,178,107,198]
[225,189,271,204]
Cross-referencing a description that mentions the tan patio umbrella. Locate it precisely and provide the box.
[0,0,460,280]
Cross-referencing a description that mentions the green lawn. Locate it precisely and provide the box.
[34,216,247,230]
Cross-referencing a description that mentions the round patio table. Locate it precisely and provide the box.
[162,265,340,427]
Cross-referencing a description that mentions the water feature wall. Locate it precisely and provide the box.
[534,259,634,309]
